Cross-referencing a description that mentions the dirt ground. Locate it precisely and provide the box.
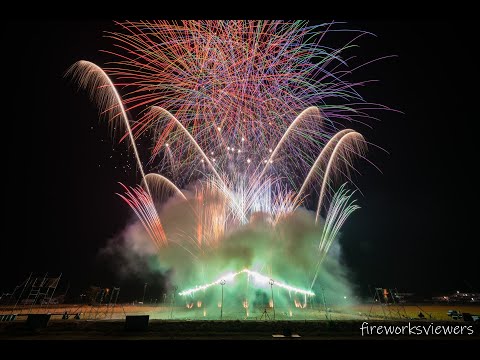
[1,303,479,321]
[1,303,479,339]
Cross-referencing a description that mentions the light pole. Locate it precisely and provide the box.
[170,286,177,319]
[321,286,329,320]
[142,283,148,304]
[220,279,226,319]
[269,279,275,320]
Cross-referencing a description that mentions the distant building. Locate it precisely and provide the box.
[432,291,480,304]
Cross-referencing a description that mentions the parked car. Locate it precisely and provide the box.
[447,310,463,320]
[40,298,58,305]
[20,299,35,305]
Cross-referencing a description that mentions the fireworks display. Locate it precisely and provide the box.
[179,269,315,297]
[68,20,385,318]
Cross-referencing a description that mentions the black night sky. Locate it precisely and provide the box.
[2,14,478,302]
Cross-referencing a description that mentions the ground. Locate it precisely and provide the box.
[0,304,479,339]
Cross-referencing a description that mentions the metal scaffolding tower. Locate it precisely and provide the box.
[368,287,408,319]
[11,273,62,314]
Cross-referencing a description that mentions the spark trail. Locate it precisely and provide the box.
[69,20,389,309]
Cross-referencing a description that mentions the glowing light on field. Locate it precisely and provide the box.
[178,269,315,297]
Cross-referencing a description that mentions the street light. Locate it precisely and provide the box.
[220,279,226,319]
[269,279,275,320]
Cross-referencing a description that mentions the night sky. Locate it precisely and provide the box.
[2,15,478,301]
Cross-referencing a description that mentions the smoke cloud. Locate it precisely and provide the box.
[102,187,356,316]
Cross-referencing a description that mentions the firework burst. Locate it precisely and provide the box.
[68,20,388,300]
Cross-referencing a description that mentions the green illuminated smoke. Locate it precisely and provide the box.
[127,184,360,319]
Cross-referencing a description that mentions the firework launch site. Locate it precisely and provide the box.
[2,20,478,342]
[1,272,479,339]
[1,305,479,340]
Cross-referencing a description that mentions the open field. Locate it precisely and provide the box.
[1,303,479,321]
[1,304,478,339]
